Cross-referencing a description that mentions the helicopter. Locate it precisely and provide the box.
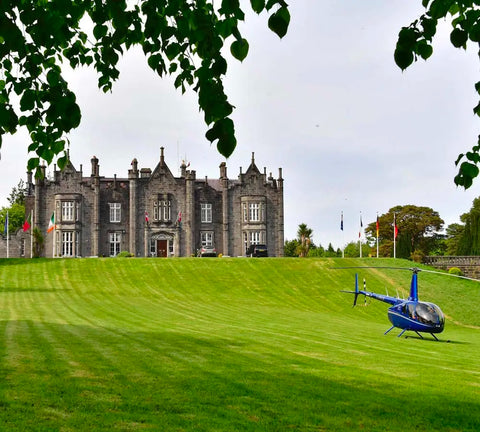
[340,267,446,340]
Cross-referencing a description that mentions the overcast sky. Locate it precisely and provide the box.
[1,1,479,250]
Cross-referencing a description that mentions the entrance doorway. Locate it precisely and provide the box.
[157,240,168,257]
[150,233,174,257]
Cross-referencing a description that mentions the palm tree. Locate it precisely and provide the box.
[296,223,313,257]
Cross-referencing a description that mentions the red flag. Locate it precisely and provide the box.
[376,215,379,237]
[23,213,31,232]
[394,214,398,239]
[145,211,149,223]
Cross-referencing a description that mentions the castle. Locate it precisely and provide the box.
[10,148,284,258]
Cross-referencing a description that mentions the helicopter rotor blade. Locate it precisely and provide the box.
[418,269,480,283]
[332,266,480,282]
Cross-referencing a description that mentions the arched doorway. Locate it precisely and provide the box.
[149,232,175,257]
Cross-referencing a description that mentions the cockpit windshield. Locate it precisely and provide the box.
[415,302,445,326]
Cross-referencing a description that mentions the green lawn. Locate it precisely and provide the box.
[0,257,479,431]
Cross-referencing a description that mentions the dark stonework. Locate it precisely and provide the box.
[18,148,284,258]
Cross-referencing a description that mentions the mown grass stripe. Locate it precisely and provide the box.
[0,257,479,430]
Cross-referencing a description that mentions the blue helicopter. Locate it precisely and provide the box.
[340,267,446,340]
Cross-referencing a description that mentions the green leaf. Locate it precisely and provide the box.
[268,7,290,39]
[27,157,40,172]
[250,0,265,14]
[460,161,479,179]
[455,153,464,166]
[450,28,468,48]
[394,47,414,70]
[469,23,480,42]
[57,154,68,170]
[217,133,236,157]
[466,151,480,163]
[221,0,241,15]
[205,117,236,157]
[230,38,249,61]
[20,90,36,111]
[416,41,433,60]
[398,27,418,46]
[211,57,228,76]
[421,17,437,39]
[473,101,480,117]
[429,0,452,19]
[93,24,108,40]
[165,43,180,61]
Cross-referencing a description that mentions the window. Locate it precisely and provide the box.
[201,232,214,247]
[243,203,248,222]
[62,231,74,257]
[154,200,171,221]
[249,231,261,245]
[249,203,260,222]
[162,200,171,221]
[150,239,156,257]
[109,232,121,257]
[109,203,121,223]
[201,203,212,223]
[62,201,75,221]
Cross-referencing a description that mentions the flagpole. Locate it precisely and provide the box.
[52,211,56,258]
[359,211,362,258]
[6,210,9,259]
[341,211,344,258]
[393,213,396,259]
[30,209,33,258]
[376,213,379,259]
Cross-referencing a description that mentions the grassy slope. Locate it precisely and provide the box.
[0,257,479,431]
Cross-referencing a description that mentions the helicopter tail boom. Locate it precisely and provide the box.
[340,273,361,307]
[340,274,401,306]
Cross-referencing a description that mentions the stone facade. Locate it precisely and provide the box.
[21,148,284,258]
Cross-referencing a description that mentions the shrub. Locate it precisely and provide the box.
[410,249,425,263]
[116,251,134,258]
[448,267,463,276]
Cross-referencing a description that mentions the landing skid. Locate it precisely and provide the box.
[384,326,440,341]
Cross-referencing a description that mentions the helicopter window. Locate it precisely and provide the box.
[415,303,444,325]
[407,303,417,320]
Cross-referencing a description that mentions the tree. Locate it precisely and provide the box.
[365,205,444,259]
[296,223,313,258]
[307,244,325,257]
[0,202,25,234]
[7,179,27,206]
[1,179,27,233]
[324,243,338,258]
[395,2,480,189]
[0,1,290,175]
[445,223,464,255]
[456,197,480,255]
[343,241,371,258]
[284,238,299,257]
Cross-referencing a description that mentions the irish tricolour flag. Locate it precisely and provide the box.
[47,212,56,233]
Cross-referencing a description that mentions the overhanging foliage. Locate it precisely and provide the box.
[0,0,290,175]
